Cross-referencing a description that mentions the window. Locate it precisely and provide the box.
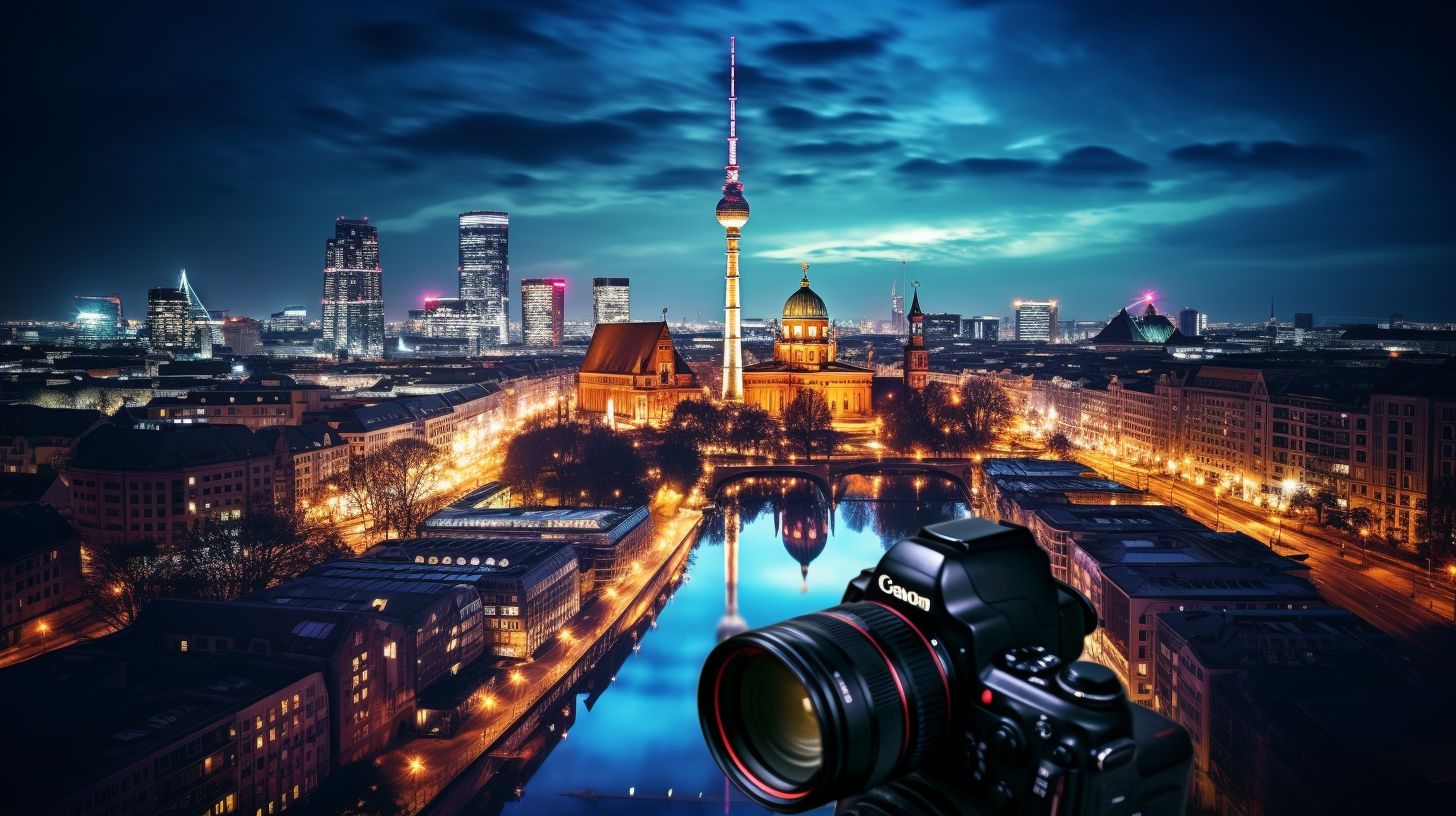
[180,639,189,653]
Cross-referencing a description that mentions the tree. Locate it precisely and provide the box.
[654,429,704,495]
[668,398,725,448]
[1416,476,1456,562]
[783,389,839,461]
[724,403,782,458]
[502,421,648,506]
[1347,505,1376,534]
[178,509,351,600]
[83,540,184,630]
[1046,432,1075,459]
[949,378,1014,451]
[368,438,448,537]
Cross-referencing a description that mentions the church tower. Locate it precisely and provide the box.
[904,281,927,390]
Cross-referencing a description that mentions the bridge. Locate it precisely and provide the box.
[705,456,978,499]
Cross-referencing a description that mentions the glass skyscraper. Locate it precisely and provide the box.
[147,287,191,352]
[74,295,122,348]
[592,277,630,326]
[459,211,509,347]
[321,217,384,358]
[1014,299,1059,342]
[521,278,565,349]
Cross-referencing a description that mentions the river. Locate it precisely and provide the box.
[454,474,973,815]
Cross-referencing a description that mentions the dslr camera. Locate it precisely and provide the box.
[699,517,1191,815]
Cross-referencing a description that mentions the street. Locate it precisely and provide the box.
[1073,448,1456,678]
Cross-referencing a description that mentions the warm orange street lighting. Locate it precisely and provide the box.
[407,756,425,775]
[511,670,525,685]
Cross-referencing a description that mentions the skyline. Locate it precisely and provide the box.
[7,1,1453,325]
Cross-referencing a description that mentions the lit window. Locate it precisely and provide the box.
[188,476,196,486]
[180,639,189,653]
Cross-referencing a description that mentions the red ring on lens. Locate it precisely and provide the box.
[867,600,953,722]
[821,612,911,762]
[712,649,814,801]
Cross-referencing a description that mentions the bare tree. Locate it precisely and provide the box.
[1046,432,1075,459]
[83,540,184,630]
[179,509,351,600]
[783,389,839,461]
[725,403,782,458]
[951,378,1014,451]
[368,438,448,537]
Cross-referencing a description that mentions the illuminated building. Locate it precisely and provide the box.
[67,424,276,547]
[923,311,961,343]
[592,277,630,325]
[1088,301,1188,351]
[903,283,927,390]
[147,286,192,352]
[179,268,220,355]
[577,321,702,425]
[716,36,748,401]
[321,217,384,359]
[266,306,309,333]
[420,296,483,353]
[743,264,873,416]
[1014,299,1059,342]
[889,279,904,334]
[0,404,105,473]
[0,503,82,648]
[459,211,510,347]
[221,316,262,355]
[963,315,1000,341]
[1178,307,1206,338]
[74,295,122,347]
[255,423,351,510]
[520,278,565,348]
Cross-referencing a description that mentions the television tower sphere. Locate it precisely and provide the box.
[716,189,750,228]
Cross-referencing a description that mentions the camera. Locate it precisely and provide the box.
[698,517,1192,815]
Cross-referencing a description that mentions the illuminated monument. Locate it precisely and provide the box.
[716,36,749,402]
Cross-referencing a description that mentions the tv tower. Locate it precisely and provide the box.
[715,36,749,402]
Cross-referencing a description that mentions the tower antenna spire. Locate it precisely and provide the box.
[716,35,750,402]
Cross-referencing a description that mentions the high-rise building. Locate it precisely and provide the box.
[890,279,905,334]
[266,307,309,333]
[592,277,630,326]
[220,316,263,356]
[420,297,482,352]
[1178,307,1206,338]
[963,315,1000,341]
[923,312,961,343]
[1014,299,1059,342]
[147,287,191,352]
[521,278,565,348]
[321,217,384,359]
[903,284,928,390]
[74,295,122,347]
[1294,312,1315,331]
[716,37,748,402]
[459,211,510,347]
[178,269,220,355]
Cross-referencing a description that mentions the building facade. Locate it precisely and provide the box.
[923,311,961,343]
[1014,299,1059,342]
[577,321,702,425]
[458,211,509,347]
[147,286,193,353]
[221,316,263,356]
[321,218,384,359]
[743,267,873,417]
[591,277,630,326]
[74,295,123,347]
[0,503,83,648]
[520,278,565,349]
[962,315,999,341]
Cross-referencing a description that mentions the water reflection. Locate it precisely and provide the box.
[474,475,970,815]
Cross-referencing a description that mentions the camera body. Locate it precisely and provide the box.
[699,516,1192,816]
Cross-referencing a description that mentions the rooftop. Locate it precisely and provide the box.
[363,538,578,580]
[0,502,79,560]
[1104,564,1321,601]
[981,458,1096,479]
[70,423,270,470]
[0,403,103,439]
[1157,608,1402,671]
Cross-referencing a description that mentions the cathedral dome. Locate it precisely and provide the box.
[782,269,828,319]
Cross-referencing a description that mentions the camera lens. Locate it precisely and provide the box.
[699,601,951,812]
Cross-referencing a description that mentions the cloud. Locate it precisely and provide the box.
[610,107,702,127]
[391,112,635,166]
[633,166,716,191]
[764,105,893,131]
[764,32,894,64]
[1048,146,1147,176]
[1169,140,1367,177]
[348,21,436,63]
[785,140,899,156]
[776,172,816,187]
[895,156,1042,177]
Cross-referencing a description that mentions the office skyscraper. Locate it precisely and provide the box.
[266,307,309,333]
[890,279,905,334]
[321,217,384,359]
[1178,307,1206,337]
[74,295,122,348]
[521,278,565,349]
[592,277,630,326]
[459,211,509,347]
[963,316,1000,341]
[147,287,191,352]
[1014,299,1059,342]
[1294,312,1315,331]
[923,312,962,343]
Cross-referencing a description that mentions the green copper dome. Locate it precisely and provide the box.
[782,268,828,319]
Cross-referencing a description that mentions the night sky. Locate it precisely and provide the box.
[7,1,1452,326]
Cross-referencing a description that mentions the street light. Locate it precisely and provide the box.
[37,621,51,653]
[407,756,425,810]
